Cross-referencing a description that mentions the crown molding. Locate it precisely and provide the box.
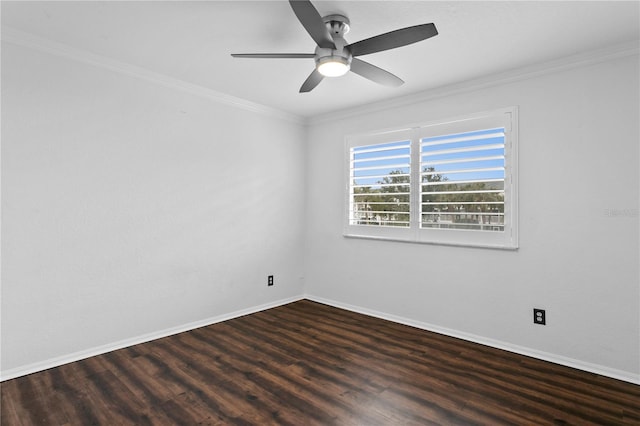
[1,26,306,126]
[308,40,640,126]
[3,26,637,128]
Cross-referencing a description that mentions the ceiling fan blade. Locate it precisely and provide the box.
[350,58,404,87]
[300,69,324,93]
[289,0,335,49]
[347,23,438,57]
[231,53,315,58]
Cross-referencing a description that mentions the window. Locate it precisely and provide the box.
[345,107,518,249]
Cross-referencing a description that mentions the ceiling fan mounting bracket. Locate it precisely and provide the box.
[322,14,350,36]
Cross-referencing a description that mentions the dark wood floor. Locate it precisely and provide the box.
[2,300,639,425]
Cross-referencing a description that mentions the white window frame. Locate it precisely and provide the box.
[344,107,518,250]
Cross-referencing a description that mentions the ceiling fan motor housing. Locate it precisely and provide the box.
[315,14,352,76]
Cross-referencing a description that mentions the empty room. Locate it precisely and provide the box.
[1,0,639,424]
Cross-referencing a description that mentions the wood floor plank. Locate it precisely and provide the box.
[244,307,539,423]
[2,299,639,425]
[242,319,469,420]
[163,326,331,426]
[189,327,353,423]
[0,381,28,426]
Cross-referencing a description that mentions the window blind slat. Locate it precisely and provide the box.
[353,173,410,181]
[422,212,505,217]
[353,202,410,205]
[421,189,504,195]
[354,181,410,186]
[424,155,504,166]
[421,178,504,187]
[422,201,503,205]
[353,143,411,155]
[353,192,411,197]
[352,163,411,172]
[352,154,411,163]
[420,131,505,147]
[422,167,504,176]
[421,143,505,157]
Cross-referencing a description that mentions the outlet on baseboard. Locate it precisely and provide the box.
[267,275,274,286]
[533,308,546,325]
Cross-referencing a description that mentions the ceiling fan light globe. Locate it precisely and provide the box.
[317,57,350,77]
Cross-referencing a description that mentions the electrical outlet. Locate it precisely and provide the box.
[267,275,274,286]
[533,308,546,325]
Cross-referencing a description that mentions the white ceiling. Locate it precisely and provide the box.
[2,1,639,119]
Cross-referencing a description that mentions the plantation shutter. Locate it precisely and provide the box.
[420,128,506,232]
[349,139,412,227]
[344,108,517,249]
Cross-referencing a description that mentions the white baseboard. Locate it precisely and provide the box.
[305,294,640,385]
[4,294,638,385]
[0,295,304,382]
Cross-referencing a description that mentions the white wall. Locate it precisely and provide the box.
[304,53,640,381]
[2,34,638,384]
[1,42,307,376]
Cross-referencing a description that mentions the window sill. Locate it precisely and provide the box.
[343,232,519,250]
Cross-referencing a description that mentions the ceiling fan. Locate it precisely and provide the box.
[231,0,438,93]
